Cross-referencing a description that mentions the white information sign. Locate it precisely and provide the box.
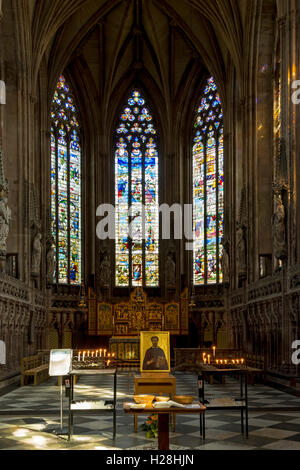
[49,349,72,376]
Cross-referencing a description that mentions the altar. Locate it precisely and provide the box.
[87,287,189,337]
[109,336,140,362]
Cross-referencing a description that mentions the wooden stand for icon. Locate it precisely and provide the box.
[140,372,170,378]
[134,373,177,432]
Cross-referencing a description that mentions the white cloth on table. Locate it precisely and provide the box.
[153,401,185,409]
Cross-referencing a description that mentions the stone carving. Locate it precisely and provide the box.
[0,185,11,260]
[236,223,246,279]
[46,236,55,285]
[236,186,247,280]
[31,228,42,278]
[275,138,288,188]
[165,252,176,289]
[272,192,287,260]
[99,252,110,288]
[0,140,11,266]
[220,238,230,285]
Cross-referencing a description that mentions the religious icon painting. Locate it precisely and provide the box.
[140,331,170,373]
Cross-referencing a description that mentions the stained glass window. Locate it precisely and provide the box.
[274,42,281,148]
[193,77,224,285]
[115,90,159,287]
[51,75,81,284]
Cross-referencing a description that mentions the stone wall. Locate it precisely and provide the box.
[0,274,48,387]
[0,0,299,388]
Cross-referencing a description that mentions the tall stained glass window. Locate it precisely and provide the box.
[193,77,224,285]
[115,90,159,287]
[274,41,281,154]
[51,75,81,284]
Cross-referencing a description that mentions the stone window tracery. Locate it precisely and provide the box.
[50,75,82,285]
[193,77,224,285]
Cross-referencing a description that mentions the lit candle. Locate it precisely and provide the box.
[241,359,244,365]
[104,349,107,357]
[216,360,219,365]
[232,360,235,364]
[92,351,94,358]
[87,351,90,358]
[100,349,102,357]
[83,351,86,361]
[95,350,98,358]
[236,359,239,364]
[204,357,207,364]
[225,359,228,365]
[220,360,223,364]
[107,360,110,367]
[202,353,206,362]
[78,351,81,362]
[108,353,111,358]
[213,346,216,359]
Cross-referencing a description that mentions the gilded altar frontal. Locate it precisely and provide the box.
[0,0,300,454]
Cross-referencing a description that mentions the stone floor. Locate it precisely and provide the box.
[0,372,299,450]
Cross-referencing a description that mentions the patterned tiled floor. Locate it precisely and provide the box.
[0,372,299,450]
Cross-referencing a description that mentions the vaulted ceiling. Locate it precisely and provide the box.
[6,0,272,138]
[21,0,251,98]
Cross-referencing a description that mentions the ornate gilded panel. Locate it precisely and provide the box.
[165,303,180,334]
[97,303,113,335]
[147,302,163,330]
[180,288,189,335]
[87,288,189,336]
[88,288,97,335]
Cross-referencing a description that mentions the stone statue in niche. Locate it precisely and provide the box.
[46,236,55,285]
[165,252,176,289]
[100,252,110,288]
[221,237,230,285]
[0,183,11,262]
[236,223,246,278]
[31,229,42,278]
[272,192,287,260]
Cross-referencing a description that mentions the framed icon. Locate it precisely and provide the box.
[140,331,170,373]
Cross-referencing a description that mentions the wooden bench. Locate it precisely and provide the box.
[20,355,49,387]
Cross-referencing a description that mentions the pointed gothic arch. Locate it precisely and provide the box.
[193,77,224,285]
[114,89,159,288]
[50,74,82,285]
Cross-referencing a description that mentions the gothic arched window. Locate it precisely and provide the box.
[51,75,82,285]
[274,36,281,161]
[115,90,159,288]
[193,77,224,285]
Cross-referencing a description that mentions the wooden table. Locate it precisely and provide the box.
[124,402,206,450]
[134,375,177,432]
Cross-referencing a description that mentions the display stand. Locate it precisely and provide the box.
[124,402,206,450]
[47,349,73,437]
[67,368,117,441]
[134,374,177,432]
[198,365,249,438]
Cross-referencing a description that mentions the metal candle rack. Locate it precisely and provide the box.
[71,351,115,370]
[212,364,247,370]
